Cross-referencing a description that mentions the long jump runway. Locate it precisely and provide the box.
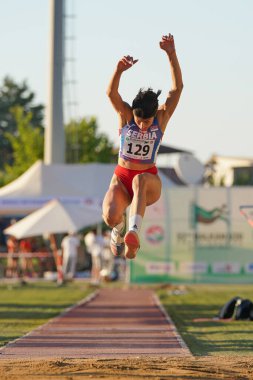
[0,288,191,359]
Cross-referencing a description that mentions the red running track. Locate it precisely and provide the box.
[0,288,191,359]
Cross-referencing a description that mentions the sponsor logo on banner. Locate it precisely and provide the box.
[191,203,229,226]
[212,262,241,274]
[244,263,253,273]
[179,262,207,274]
[145,225,164,244]
[146,262,175,275]
[176,232,243,247]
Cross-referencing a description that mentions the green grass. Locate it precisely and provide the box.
[157,284,253,356]
[0,281,93,347]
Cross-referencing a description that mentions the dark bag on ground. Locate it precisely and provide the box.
[235,299,253,320]
[217,296,241,319]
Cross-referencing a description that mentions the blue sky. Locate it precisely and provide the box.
[1,0,252,162]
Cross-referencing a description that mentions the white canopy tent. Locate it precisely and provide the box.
[4,199,102,239]
[0,160,176,215]
[0,160,115,197]
[0,161,115,215]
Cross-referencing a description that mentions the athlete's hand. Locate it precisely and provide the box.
[159,33,176,55]
[116,55,138,73]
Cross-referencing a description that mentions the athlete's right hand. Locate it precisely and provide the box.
[116,55,138,72]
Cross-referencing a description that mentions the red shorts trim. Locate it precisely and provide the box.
[114,165,158,199]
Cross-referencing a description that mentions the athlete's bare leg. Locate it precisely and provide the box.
[103,174,131,256]
[124,173,162,259]
[102,174,131,227]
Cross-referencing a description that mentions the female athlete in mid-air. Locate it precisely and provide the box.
[102,33,183,259]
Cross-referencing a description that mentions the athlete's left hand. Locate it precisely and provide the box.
[159,33,176,55]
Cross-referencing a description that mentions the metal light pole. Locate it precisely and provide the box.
[44,0,65,164]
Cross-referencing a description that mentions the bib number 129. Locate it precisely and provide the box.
[126,143,150,157]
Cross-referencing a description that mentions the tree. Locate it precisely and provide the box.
[3,107,44,185]
[0,112,115,186]
[0,76,44,169]
[65,117,116,163]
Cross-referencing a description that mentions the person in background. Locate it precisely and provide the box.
[61,232,80,280]
[100,230,114,281]
[19,238,35,277]
[84,229,104,285]
[6,235,19,278]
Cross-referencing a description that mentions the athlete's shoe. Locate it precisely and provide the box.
[124,230,140,259]
[110,214,126,257]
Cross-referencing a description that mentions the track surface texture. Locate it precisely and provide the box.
[0,288,190,359]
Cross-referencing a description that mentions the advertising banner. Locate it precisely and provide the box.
[130,187,253,283]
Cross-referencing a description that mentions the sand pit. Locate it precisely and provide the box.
[0,356,252,379]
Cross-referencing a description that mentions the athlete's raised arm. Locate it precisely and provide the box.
[157,34,183,131]
[106,55,138,125]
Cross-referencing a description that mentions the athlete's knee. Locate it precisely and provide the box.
[102,209,116,227]
[132,173,148,193]
[146,191,161,206]
[102,209,120,228]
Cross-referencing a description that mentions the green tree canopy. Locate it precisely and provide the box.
[65,117,116,163]
[0,110,116,186]
[0,76,44,169]
[3,107,44,185]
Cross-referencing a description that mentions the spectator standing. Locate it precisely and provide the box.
[6,235,19,277]
[19,238,35,277]
[100,230,114,281]
[84,229,104,285]
[61,232,80,280]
